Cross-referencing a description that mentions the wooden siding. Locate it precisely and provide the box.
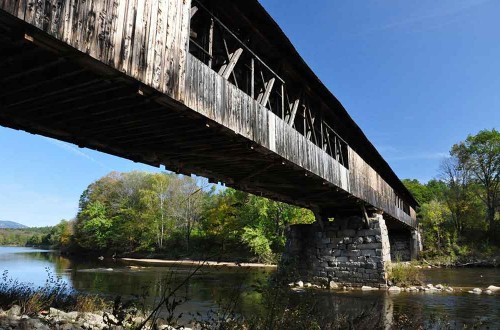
[185,56,415,227]
[0,0,190,100]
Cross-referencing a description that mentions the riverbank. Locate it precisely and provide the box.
[2,283,499,330]
[0,305,186,330]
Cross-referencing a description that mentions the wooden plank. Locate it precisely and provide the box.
[190,5,197,18]
[144,0,158,86]
[176,0,190,101]
[83,0,96,54]
[33,0,45,29]
[257,77,275,107]
[162,0,177,96]
[61,0,74,44]
[218,47,243,79]
[151,0,169,90]
[119,0,137,74]
[16,0,27,20]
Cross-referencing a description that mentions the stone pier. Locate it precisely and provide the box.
[388,228,422,261]
[283,214,392,287]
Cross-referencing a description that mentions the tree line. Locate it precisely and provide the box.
[6,129,497,264]
[403,129,499,261]
[45,171,313,263]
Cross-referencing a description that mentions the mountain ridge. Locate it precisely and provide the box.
[0,220,28,229]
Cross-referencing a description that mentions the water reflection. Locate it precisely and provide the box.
[1,247,499,327]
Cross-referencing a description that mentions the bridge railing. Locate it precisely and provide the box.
[189,0,349,169]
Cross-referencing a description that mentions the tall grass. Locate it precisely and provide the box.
[0,269,109,315]
[387,262,424,287]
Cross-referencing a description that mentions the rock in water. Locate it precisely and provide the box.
[329,281,339,289]
[296,280,304,288]
[487,285,500,292]
[388,286,401,292]
[361,286,375,291]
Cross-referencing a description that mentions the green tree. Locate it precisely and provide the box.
[452,129,500,235]
[140,173,176,249]
[419,200,452,254]
[78,201,113,249]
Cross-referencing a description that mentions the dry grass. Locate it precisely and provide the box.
[0,270,110,315]
[387,262,424,287]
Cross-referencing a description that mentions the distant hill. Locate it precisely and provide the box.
[0,220,28,229]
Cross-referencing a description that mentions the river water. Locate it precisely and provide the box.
[1,247,499,327]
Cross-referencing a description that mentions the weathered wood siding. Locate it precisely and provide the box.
[185,55,350,190]
[349,148,416,227]
[0,0,190,100]
[185,56,415,226]
[0,1,416,227]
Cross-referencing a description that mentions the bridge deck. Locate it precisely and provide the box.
[0,0,417,228]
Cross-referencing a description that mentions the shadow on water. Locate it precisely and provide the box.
[1,247,499,327]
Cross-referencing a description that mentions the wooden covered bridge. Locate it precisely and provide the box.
[0,0,419,284]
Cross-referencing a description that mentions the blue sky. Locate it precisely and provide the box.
[1,0,499,226]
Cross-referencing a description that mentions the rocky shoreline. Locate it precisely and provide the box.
[0,306,192,330]
[289,280,500,295]
[1,284,499,329]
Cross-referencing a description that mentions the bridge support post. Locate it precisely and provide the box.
[283,213,392,287]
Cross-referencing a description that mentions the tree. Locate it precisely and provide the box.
[419,200,452,254]
[440,156,471,235]
[202,189,244,252]
[140,173,178,249]
[78,201,113,249]
[452,129,500,234]
[171,176,210,252]
[402,179,431,205]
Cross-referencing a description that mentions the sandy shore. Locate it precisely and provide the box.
[119,257,277,268]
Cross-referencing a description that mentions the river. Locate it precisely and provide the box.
[1,247,499,328]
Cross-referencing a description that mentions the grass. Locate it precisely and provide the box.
[0,269,110,315]
[387,262,424,287]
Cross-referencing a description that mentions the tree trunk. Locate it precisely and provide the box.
[488,206,496,236]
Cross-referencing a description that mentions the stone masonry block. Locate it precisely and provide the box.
[354,237,364,244]
[359,243,382,250]
[345,250,361,257]
[331,238,343,246]
[363,236,375,243]
[361,250,376,257]
[358,229,380,236]
[341,229,356,237]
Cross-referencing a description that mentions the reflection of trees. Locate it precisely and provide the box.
[64,263,272,315]
[19,251,72,273]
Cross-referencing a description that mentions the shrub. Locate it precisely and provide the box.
[387,262,423,287]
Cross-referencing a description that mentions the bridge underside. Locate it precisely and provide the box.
[0,12,407,224]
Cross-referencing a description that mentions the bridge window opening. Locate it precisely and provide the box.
[394,195,411,216]
[189,0,350,169]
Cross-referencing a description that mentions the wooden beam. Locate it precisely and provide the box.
[218,47,243,80]
[208,18,214,68]
[250,58,255,98]
[287,98,300,125]
[361,203,370,228]
[257,77,275,107]
[190,6,198,18]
